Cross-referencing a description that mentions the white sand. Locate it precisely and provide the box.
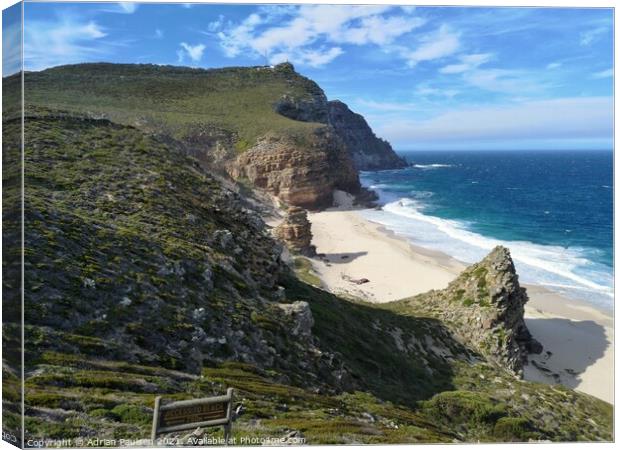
[305,205,614,404]
[308,208,464,302]
[523,287,614,404]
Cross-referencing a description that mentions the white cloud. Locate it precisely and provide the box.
[336,14,425,46]
[462,68,545,94]
[436,51,545,95]
[592,68,613,79]
[376,97,612,144]
[207,15,225,32]
[399,25,460,67]
[99,2,138,14]
[119,3,137,13]
[216,5,424,67]
[580,26,608,46]
[439,53,492,74]
[178,42,206,62]
[24,18,108,71]
[416,85,459,98]
[546,62,561,69]
[155,29,163,39]
[218,13,263,58]
[269,47,343,67]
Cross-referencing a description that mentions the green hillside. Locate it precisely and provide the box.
[15,63,322,152]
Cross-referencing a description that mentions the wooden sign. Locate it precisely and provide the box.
[151,388,234,443]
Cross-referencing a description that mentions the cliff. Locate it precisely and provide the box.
[229,129,360,209]
[328,100,408,170]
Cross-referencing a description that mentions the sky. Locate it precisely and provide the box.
[3,2,615,150]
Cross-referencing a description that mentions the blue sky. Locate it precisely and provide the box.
[8,2,616,150]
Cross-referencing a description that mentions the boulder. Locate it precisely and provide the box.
[277,301,314,339]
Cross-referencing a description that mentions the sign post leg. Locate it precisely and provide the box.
[224,424,232,446]
[151,396,162,445]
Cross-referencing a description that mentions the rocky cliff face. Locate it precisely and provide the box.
[327,100,407,171]
[274,75,329,124]
[229,128,360,209]
[394,246,542,375]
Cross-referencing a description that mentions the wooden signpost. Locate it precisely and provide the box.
[151,388,234,444]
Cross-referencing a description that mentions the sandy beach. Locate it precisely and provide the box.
[304,201,614,404]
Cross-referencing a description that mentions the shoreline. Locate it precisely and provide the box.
[305,202,614,404]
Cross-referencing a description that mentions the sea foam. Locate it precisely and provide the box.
[413,163,454,169]
[362,196,613,309]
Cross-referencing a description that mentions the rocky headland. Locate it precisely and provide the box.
[327,100,408,170]
[392,246,543,375]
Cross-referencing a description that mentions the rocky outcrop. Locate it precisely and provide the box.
[275,92,328,123]
[272,62,329,124]
[327,100,407,171]
[399,246,542,375]
[229,129,360,209]
[182,124,239,169]
[274,206,316,256]
[276,301,315,340]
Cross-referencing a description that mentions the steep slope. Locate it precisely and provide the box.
[327,100,407,170]
[18,111,349,385]
[11,62,402,209]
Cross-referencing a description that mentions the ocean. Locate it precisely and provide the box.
[360,150,614,310]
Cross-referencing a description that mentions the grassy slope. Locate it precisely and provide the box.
[16,273,613,443]
[12,113,462,443]
[12,63,321,150]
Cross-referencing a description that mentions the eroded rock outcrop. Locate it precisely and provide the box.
[274,206,316,256]
[398,246,542,375]
[327,100,407,171]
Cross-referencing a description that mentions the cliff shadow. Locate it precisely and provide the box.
[315,251,368,264]
[524,317,610,392]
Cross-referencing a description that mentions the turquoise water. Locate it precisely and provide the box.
[360,150,613,310]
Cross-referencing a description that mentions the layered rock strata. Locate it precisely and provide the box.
[230,130,360,209]
[274,206,316,256]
